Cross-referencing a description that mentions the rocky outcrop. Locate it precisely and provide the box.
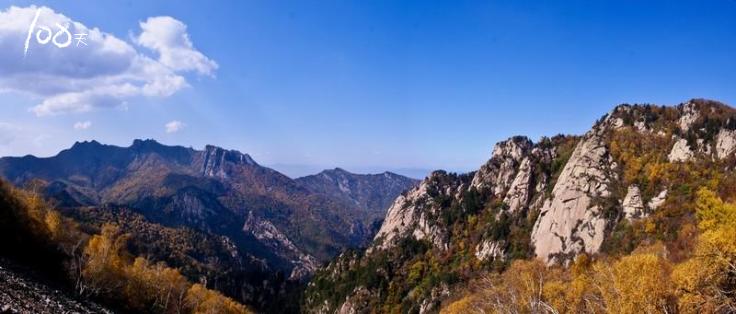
[668,138,694,162]
[201,145,256,178]
[648,189,668,210]
[376,136,561,255]
[336,287,371,314]
[418,284,450,314]
[716,129,736,159]
[531,130,616,264]
[622,185,645,219]
[503,157,533,213]
[373,177,450,250]
[242,211,318,280]
[472,136,557,214]
[475,240,504,261]
[678,101,699,132]
[373,182,427,246]
[471,136,533,196]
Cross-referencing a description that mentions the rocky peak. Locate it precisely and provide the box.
[71,139,103,149]
[677,101,700,132]
[201,145,256,178]
[130,138,161,149]
[62,140,115,158]
[373,171,467,250]
[471,136,533,196]
[491,136,533,160]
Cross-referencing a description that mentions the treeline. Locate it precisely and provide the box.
[443,187,736,313]
[0,179,251,314]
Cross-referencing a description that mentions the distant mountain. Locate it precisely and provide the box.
[0,139,416,312]
[296,168,419,221]
[270,163,433,181]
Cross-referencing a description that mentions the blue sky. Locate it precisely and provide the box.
[0,1,735,178]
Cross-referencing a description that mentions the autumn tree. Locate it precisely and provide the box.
[185,283,250,314]
[591,253,675,313]
[81,223,128,297]
[673,188,736,313]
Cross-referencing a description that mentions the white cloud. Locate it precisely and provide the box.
[136,16,218,76]
[0,5,216,116]
[165,120,184,133]
[73,120,91,130]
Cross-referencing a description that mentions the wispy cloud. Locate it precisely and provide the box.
[0,5,216,116]
[73,121,91,130]
[165,120,185,133]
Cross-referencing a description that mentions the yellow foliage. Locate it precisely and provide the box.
[82,224,127,296]
[81,224,252,313]
[609,128,672,194]
[186,284,251,314]
[673,188,736,312]
[695,188,736,232]
[441,296,478,314]
[644,219,657,234]
[124,257,190,313]
[592,254,674,313]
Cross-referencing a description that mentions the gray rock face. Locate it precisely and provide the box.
[678,101,700,132]
[503,157,533,213]
[373,178,450,251]
[201,145,256,178]
[374,136,560,255]
[472,136,556,214]
[242,211,318,280]
[668,138,694,162]
[471,136,533,196]
[716,129,736,159]
[622,185,645,219]
[373,181,426,247]
[336,287,370,314]
[474,239,504,261]
[531,130,616,264]
[648,189,668,210]
[375,136,561,256]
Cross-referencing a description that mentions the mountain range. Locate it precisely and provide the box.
[0,139,417,311]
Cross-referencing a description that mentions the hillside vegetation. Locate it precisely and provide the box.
[443,186,736,313]
[0,179,251,313]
